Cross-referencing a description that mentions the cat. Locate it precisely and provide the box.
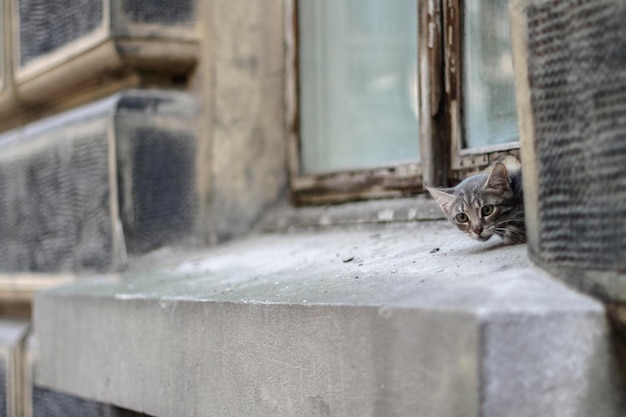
[426,162,525,245]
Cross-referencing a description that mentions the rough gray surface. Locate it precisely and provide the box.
[34,222,625,417]
[258,196,445,232]
[201,0,287,243]
[519,0,626,272]
[0,111,114,272]
[18,0,104,67]
[0,319,30,417]
[511,0,626,304]
[0,89,197,273]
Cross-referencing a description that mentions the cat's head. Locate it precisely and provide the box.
[426,163,513,242]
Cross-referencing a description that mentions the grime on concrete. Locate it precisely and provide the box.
[43,220,591,315]
[35,221,624,417]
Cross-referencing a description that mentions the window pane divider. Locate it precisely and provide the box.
[420,0,450,188]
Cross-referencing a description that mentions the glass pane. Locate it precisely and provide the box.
[463,0,518,149]
[298,0,419,174]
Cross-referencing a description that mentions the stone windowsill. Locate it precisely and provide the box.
[33,221,625,417]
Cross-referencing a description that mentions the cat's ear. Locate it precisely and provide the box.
[484,162,510,191]
[426,186,456,214]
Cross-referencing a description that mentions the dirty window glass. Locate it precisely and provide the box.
[298,0,419,174]
[463,0,518,149]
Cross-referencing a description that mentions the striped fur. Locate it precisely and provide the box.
[426,163,525,245]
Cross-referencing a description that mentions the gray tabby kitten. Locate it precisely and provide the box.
[426,163,525,245]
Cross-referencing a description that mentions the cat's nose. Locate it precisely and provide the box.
[473,227,483,235]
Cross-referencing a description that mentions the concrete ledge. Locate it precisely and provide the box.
[33,222,626,417]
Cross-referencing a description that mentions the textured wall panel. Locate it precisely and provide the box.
[114,92,198,255]
[11,0,199,117]
[32,386,125,417]
[0,90,197,273]
[126,128,196,253]
[0,118,114,272]
[18,0,104,67]
[516,0,626,272]
[122,0,195,25]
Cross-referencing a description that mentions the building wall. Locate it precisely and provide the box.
[1,0,626,415]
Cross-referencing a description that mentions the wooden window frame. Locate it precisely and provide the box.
[286,0,446,206]
[444,0,520,181]
[287,0,519,205]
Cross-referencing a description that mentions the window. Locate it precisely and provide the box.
[463,0,518,149]
[288,0,519,204]
[449,0,520,174]
[298,0,419,174]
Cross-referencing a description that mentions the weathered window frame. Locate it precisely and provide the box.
[444,0,520,181]
[287,0,520,205]
[287,0,448,205]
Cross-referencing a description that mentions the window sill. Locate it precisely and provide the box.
[33,222,624,416]
[258,196,445,232]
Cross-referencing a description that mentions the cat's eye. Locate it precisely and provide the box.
[455,213,469,223]
[481,205,495,216]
